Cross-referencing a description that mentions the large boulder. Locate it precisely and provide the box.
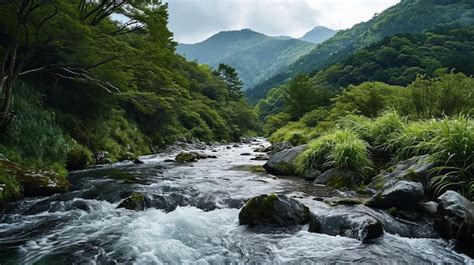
[239,194,310,227]
[16,170,69,197]
[263,145,306,175]
[366,181,424,210]
[306,201,437,240]
[369,155,433,190]
[270,142,292,155]
[314,168,362,188]
[309,209,384,241]
[117,193,147,211]
[434,191,474,244]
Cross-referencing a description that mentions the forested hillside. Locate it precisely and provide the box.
[257,27,474,119]
[177,29,317,90]
[246,0,474,103]
[0,0,259,202]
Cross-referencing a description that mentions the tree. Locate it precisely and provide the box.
[0,0,154,132]
[283,74,320,119]
[213,63,243,100]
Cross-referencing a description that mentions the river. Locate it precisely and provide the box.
[0,139,472,264]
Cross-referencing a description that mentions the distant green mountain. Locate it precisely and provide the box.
[246,0,474,103]
[176,29,317,90]
[299,26,338,44]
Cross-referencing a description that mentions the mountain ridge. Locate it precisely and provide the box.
[177,28,332,90]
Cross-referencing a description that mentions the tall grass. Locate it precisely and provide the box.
[0,83,73,173]
[421,117,473,199]
[296,130,372,177]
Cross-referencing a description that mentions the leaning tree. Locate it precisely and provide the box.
[0,0,158,131]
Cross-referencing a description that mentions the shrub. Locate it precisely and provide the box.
[87,109,151,161]
[296,130,372,177]
[269,122,309,144]
[300,108,329,127]
[66,144,93,171]
[0,169,23,203]
[263,112,291,136]
[0,83,73,171]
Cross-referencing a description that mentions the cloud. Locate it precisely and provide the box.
[166,0,400,43]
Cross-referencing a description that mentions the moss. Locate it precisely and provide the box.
[117,193,146,211]
[325,197,364,206]
[66,144,93,171]
[175,152,197,163]
[388,207,399,217]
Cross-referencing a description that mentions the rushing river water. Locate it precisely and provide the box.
[0,139,472,264]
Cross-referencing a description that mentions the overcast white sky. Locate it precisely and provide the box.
[166,0,400,44]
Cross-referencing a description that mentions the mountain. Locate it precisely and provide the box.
[256,27,474,120]
[299,26,338,44]
[246,0,474,103]
[177,29,317,90]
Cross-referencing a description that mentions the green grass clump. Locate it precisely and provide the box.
[421,117,474,199]
[296,130,372,177]
[337,114,372,139]
[386,119,438,160]
[367,111,406,153]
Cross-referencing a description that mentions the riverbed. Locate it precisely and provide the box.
[0,139,471,264]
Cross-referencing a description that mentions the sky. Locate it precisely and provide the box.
[166,0,400,44]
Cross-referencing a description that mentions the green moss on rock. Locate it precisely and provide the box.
[117,193,146,211]
[239,194,311,227]
[175,152,198,163]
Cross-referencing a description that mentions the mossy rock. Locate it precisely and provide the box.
[16,170,69,197]
[117,193,146,211]
[324,197,364,206]
[239,194,310,227]
[0,158,68,199]
[175,152,198,163]
[66,145,93,171]
[314,168,362,189]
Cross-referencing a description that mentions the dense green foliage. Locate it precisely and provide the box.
[246,0,474,103]
[0,84,72,173]
[258,43,474,127]
[177,29,317,90]
[0,1,259,173]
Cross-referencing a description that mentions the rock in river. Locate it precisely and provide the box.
[314,168,361,188]
[434,190,474,244]
[309,205,384,241]
[239,194,310,227]
[369,155,433,190]
[175,152,198,163]
[263,145,306,175]
[366,181,424,210]
[117,193,147,211]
